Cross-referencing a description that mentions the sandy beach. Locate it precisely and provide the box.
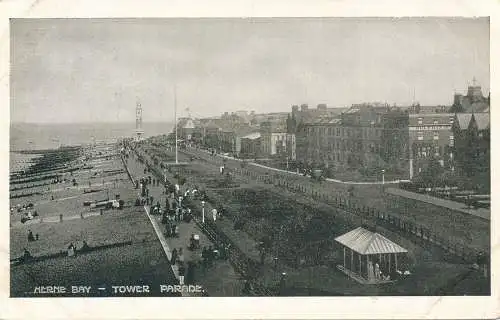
[9,142,178,297]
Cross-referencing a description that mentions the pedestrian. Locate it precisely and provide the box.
[212,208,217,222]
[67,243,76,257]
[27,230,34,242]
[22,248,32,262]
[175,207,180,221]
[178,263,186,285]
[171,248,178,265]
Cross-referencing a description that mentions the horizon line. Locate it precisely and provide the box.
[10,121,176,125]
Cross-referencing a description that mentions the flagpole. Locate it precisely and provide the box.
[174,84,178,164]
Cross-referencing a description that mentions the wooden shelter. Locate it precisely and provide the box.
[335,227,408,284]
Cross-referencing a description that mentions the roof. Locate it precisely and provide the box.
[473,113,490,130]
[241,132,261,140]
[455,113,473,130]
[409,113,454,118]
[334,227,408,255]
[345,108,360,114]
[303,117,342,125]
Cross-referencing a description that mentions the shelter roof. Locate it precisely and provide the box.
[334,227,408,255]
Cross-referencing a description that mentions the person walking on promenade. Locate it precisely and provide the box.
[27,230,34,242]
[212,208,217,222]
[171,248,178,265]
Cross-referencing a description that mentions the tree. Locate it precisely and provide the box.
[449,102,465,113]
[419,157,444,185]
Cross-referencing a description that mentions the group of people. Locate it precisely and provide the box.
[67,241,90,257]
[27,230,39,242]
[137,150,236,288]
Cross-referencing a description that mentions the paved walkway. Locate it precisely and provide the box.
[386,188,490,220]
[190,147,407,185]
[124,153,238,296]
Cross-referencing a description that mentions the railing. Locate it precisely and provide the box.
[181,148,486,264]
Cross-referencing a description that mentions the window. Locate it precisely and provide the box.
[417,132,423,141]
[336,128,341,136]
[433,120,438,125]
[433,132,439,140]
[418,117,423,125]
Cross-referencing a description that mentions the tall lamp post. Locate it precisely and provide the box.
[381,169,385,185]
[201,200,205,224]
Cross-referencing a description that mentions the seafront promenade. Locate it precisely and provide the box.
[122,151,244,296]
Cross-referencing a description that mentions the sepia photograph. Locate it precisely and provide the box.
[8,17,491,299]
[2,2,497,316]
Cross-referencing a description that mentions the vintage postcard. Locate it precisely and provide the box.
[1,1,498,319]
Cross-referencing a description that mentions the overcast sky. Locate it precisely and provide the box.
[11,17,489,123]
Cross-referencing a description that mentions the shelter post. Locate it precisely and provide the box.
[359,254,361,276]
[389,254,391,273]
[366,255,369,280]
[395,253,398,271]
[351,249,354,271]
[343,247,346,269]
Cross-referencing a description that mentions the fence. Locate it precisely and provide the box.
[221,166,484,264]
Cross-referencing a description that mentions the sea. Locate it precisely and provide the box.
[10,122,174,173]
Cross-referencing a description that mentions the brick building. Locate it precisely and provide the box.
[408,113,455,178]
[295,104,408,172]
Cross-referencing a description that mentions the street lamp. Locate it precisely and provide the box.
[381,169,385,185]
[201,200,205,224]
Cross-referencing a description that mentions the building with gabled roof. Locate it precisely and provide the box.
[452,112,490,179]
